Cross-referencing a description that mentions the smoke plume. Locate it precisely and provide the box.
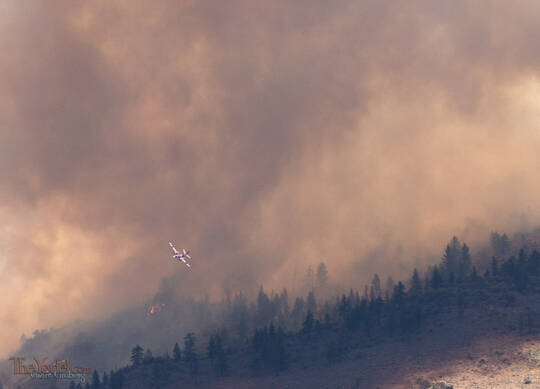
[2,0,540,355]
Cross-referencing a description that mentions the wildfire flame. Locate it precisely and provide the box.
[147,303,166,316]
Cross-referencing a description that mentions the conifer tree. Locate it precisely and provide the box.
[257,286,272,325]
[385,276,395,300]
[130,345,144,365]
[231,292,249,339]
[442,236,461,278]
[173,342,182,361]
[101,372,109,388]
[410,268,422,295]
[91,370,100,389]
[215,338,228,376]
[431,266,443,289]
[183,333,198,375]
[302,310,314,333]
[530,250,540,275]
[470,266,479,282]
[490,232,510,257]
[392,282,406,303]
[316,262,328,289]
[459,243,472,280]
[143,349,153,364]
[491,256,498,276]
[371,274,382,299]
[208,335,217,359]
[280,289,290,316]
[306,290,316,314]
[110,370,124,389]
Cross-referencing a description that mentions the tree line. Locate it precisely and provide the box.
[54,234,539,389]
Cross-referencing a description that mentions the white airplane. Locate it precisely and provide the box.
[169,241,192,268]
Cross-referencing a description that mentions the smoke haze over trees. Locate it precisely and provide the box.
[4,0,540,362]
[3,232,539,388]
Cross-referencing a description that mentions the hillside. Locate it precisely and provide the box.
[4,237,539,389]
[79,275,540,389]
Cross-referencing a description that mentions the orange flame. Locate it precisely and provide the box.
[147,303,166,316]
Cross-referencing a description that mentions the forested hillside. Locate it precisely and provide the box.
[5,233,539,389]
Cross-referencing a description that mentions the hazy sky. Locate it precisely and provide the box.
[2,0,540,356]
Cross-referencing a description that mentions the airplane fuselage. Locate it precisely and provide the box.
[169,242,191,267]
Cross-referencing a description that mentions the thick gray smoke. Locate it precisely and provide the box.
[2,0,540,356]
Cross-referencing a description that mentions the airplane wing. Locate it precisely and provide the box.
[180,258,191,268]
[169,241,179,255]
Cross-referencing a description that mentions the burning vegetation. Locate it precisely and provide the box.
[147,303,166,316]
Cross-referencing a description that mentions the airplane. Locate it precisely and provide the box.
[169,241,192,268]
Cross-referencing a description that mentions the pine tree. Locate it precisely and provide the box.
[130,345,144,365]
[257,286,272,325]
[270,326,288,374]
[305,265,315,291]
[110,370,124,389]
[151,361,160,382]
[173,342,182,361]
[280,289,290,316]
[502,256,516,278]
[183,332,198,375]
[291,297,305,329]
[210,332,228,376]
[271,293,281,319]
[423,275,430,292]
[216,344,228,376]
[385,276,395,300]
[371,274,382,299]
[208,335,217,359]
[491,257,498,276]
[306,290,316,314]
[101,372,109,388]
[442,236,461,279]
[431,266,443,289]
[410,268,422,295]
[316,262,328,289]
[530,250,540,275]
[91,370,100,389]
[302,310,314,333]
[459,243,472,280]
[470,266,479,282]
[516,250,529,292]
[392,282,406,303]
[326,333,345,363]
[143,349,153,364]
[457,293,465,317]
[231,292,249,339]
[518,248,527,265]
[490,232,510,257]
